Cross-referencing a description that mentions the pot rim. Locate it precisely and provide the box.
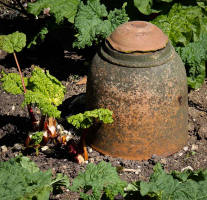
[99,40,175,68]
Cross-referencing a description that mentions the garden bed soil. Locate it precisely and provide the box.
[1,50,207,199]
[1,7,207,199]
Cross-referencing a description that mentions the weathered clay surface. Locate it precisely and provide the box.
[86,42,188,160]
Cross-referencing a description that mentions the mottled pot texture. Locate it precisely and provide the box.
[86,22,188,160]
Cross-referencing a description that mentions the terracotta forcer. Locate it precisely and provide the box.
[86,21,188,160]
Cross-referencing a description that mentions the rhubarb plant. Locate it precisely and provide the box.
[67,108,113,129]
[1,66,65,119]
[0,156,69,200]
[0,31,38,125]
[70,161,127,200]
[124,162,207,200]
[73,0,129,48]
[1,66,66,151]
[67,108,113,162]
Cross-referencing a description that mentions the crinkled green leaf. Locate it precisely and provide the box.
[187,61,206,89]
[30,131,44,146]
[21,66,65,118]
[73,0,129,49]
[14,156,40,174]
[137,163,207,200]
[1,66,65,118]
[175,34,207,89]
[151,3,207,46]
[69,161,127,200]
[140,163,179,199]
[0,31,26,53]
[0,156,52,200]
[134,0,155,15]
[0,71,28,94]
[27,0,80,23]
[51,173,70,191]
[67,108,113,129]
[133,0,172,15]
[28,67,65,107]
[23,90,61,118]
[197,0,207,10]
[0,156,69,200]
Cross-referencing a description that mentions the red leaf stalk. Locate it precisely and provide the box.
[13,52,37,127]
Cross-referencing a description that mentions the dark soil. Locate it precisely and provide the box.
[1,6,207,200]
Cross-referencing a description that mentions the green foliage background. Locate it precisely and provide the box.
[24,0,207,89]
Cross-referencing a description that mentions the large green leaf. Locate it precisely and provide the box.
[27,0,80,23]
[136,163,207,200]
[134,0,154,15]
[22,66,66,118]
[133,0,173,15]
[67,108,113,129]
[70,161,127,200]
[151,3,207,46]
[0,71,28,95]
[0,156,69,200]
[0,31,26,53]
[175,34,207,89]
[1,66,65,118]
[73,0,129,49]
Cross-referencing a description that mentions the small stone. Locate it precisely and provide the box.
[1,145,8,152]
[191,144,198,151]
[62,165,67,169]
[84,160,89,164]
[135,169,141,174]
[178,152,183,157]
[198,125,207,139]
[0,50,7,59]
[143,161,149,166]
[183,146,188,151]
[89,158,94,163]
[76,154,85,164]
[56,124,62,131]
[95,156,102,162]
[160,158,167,165]
[13,143,22,151]
[63,130,72,136]
[14,152,19,157]
[41,146,49,151]
[181,166,194,172]
[188,122,194,132]
[11,105,15,111]
[88,147,93,153]
[41,146,54,155]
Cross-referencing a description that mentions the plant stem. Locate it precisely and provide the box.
[13,52,38,128]
[13,52,27,93]
[81,129,88,161]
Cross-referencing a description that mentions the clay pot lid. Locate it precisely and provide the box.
[106,21,168,53]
